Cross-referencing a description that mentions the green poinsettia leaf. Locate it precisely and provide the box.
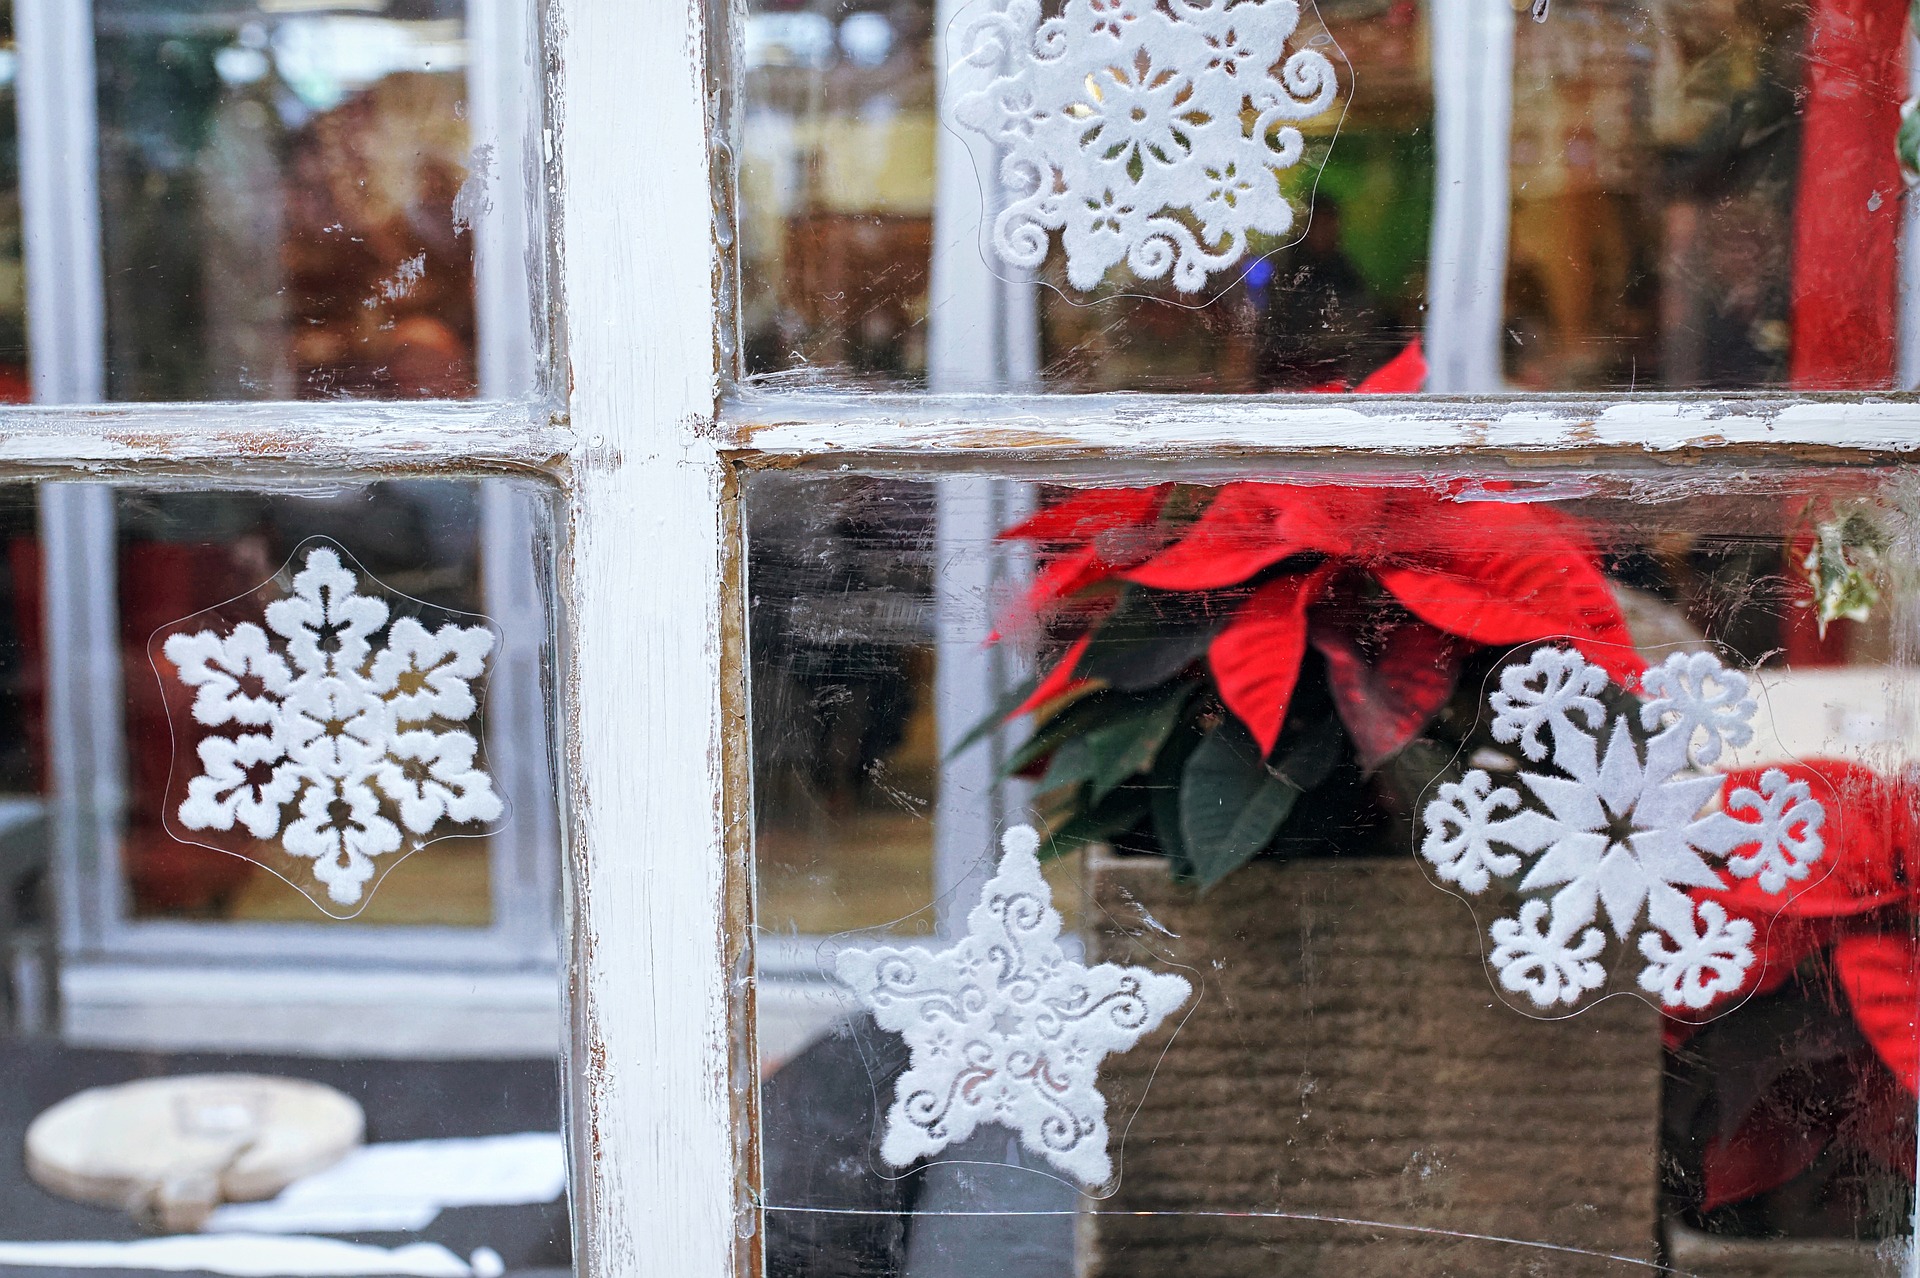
[1149,718,1204,880]
[1180,719,1303,890]
[1089,682,1199,805]
[1049,785,1152,854]
[1038,681,1197,803]
[1001,689,1133,778]
[946,667,1044,761]
[1079,586,1229,691]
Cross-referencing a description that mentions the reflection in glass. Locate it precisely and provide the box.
[750,468,1920,1274]
[0,480,571,1268]
[1505,0,1908,391]
[95,2,476,400]
[738,0,1433,392]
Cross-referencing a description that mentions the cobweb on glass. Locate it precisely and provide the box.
[149,536,508,921]
[944,0,1353,308]
[1413,639,1839,1024]
[811,821,1199,1199]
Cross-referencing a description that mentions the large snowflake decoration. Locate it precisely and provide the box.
[1421,647,1826,1013]
[836,825,1191,1187]
[950,0,1342,293]
[161,544,504,910]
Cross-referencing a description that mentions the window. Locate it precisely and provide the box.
[709,0,1920,1274]
[5,1,1918,1275]
[0,0,572,1265]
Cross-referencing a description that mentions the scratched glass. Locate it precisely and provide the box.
[750,466,1920,1274]
[736,0,1433,392]
[95,0,478,400]
[0,477,572,1266]
[1504,0,1908,391]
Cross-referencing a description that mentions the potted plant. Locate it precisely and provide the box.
[970,474,1674,1273]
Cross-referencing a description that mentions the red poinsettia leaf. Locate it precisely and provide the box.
[1126,484,1389,593]
[1702,1083,1840,1210]
[1207,568,1333,757]
[1847,1067,1918,1179]
[1353,339,1427,393]
[1309,611,1463,769]
[998,485,1171,546]
[1373,526,1642,684]
[1831,931,1920,1095]
[1009,635,1094,721]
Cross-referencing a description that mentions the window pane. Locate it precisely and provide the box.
[738,0,1431,392]
[95,1,482,400]
[1505,0,1909,391]
[749,466,1919,1273]
[0,3,23,402]
[0,477,572,1268]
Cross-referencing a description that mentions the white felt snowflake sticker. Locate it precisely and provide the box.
[1421,646,1826,1013]
[159,542,504,912]
[836,825,1192,1186]
[950,0,1342,293]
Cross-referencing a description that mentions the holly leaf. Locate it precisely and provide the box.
[1207,567,1332,756]
[1180,718,1304,890]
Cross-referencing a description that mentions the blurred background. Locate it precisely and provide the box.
[0,0,569,1270]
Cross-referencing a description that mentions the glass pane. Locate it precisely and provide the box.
[117,483,497,924]
[95,1,480,400]
[737,0,1430,392]
[0,477,572,1269]
[749,466,1920,1273]
[1505,0,1909,391]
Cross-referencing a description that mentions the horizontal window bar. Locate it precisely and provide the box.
[0,399,569,475]
[721,391,1920,459]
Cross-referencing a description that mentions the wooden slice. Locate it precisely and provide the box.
[26,1074,364,1231]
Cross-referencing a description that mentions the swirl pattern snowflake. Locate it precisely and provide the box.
[837,825,1192,1186]
[950,0,1341,293]
[1421,646,1825,1012]
[161,543,504,911]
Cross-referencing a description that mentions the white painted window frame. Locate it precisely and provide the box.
[11,0,564,1054]
[0,0,1912,1270]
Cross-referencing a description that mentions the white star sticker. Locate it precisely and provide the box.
[836,825,1193,1187]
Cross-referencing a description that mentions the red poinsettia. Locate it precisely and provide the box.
[1678,759,1919,1209]
[999,481,1644,767]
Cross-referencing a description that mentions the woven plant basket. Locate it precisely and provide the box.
[1084,849,1662,1277]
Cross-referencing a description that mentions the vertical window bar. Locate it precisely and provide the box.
[1425,0,1515,393]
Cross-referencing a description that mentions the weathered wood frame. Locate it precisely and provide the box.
[0,0,1912,1272]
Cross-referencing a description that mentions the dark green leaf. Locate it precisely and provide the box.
[1179,718,1303,890]
[1148,718,1203,880]
[1001,689,1133,778]
[1079,587,1229,691]
[1037,681,1197,802]
[1088,682,1198,805]
[945,667,1044,761]
[1050,785,1151,854]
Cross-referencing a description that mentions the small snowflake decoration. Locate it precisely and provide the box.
[836,825,1191,1186]
[950,0,1341,293]
[1421,647,1825,1013]
[161,543,504,910]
